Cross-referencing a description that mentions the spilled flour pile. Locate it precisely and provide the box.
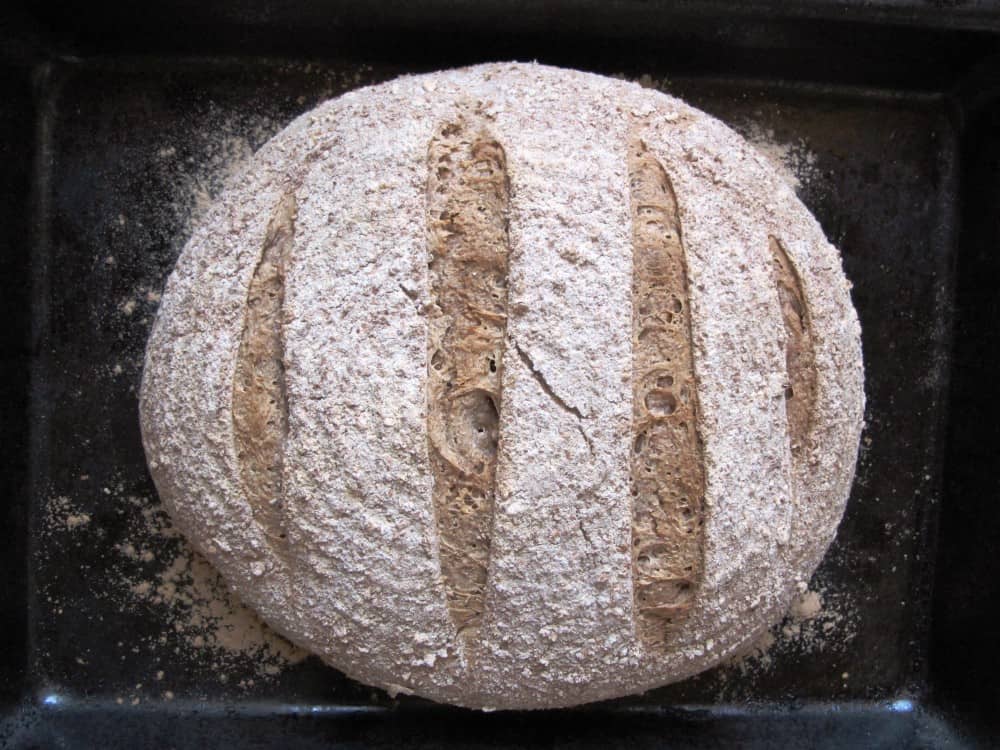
[738,121,820,193]
[44,486,309,701]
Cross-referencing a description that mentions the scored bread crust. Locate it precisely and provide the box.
[139,62,864,709]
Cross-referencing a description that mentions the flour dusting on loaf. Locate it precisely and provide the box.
[139,62,864,710]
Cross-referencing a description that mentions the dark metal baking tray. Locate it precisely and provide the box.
[3,2,1000,747]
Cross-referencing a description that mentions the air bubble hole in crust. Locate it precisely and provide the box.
[645,389,678,417]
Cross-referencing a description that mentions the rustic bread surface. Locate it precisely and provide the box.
[139,62,864,709]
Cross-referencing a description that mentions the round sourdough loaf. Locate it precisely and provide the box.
[139,62,864,709]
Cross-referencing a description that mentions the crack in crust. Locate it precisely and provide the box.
[425,113,510,644]
[769,237,817,459]
[514,342,595,456]
[233,191,297,550]
[627,139,706,648]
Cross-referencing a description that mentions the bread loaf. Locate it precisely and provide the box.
[139,62,864,709]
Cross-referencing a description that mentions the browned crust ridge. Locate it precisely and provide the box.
[425,113,511,643]
[233,192,297,550]
[627,140,706,648]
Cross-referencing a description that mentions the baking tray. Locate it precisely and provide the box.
[2,2,1000,747]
